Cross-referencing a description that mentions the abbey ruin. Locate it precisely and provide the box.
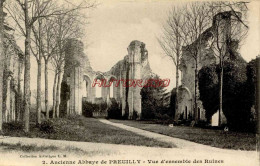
[59,11,245,123]
[60,40,154,119]
[178,11,243,123]
[1,18,24,123]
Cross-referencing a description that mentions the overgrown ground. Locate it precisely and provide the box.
[110,119,256,151]
[2,116,175,148]
[0,142,113,156]
[0,142,58,152]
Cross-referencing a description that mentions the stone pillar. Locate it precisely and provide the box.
[101,86,107,101]
[10,87,15,121]
[69,68,75,114]
[121,70,126,117]
[78,67,83,115]
[63,39,86,116]
[69,66,82,115]
[74,67,79,114]
[6,76,11,122]
[66,97,70,116]
[82,79,87,97]
[91,83,96,103]
[127,41,142,119]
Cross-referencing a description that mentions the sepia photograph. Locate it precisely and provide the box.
[0,0,259,165]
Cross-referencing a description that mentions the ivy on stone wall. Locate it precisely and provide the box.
[199,59,256,132]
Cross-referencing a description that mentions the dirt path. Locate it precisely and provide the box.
[99,119,259,165]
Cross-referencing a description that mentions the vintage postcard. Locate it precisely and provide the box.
[0,0,259,166]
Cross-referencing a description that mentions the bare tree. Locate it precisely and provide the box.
[51,48,64,118]
[31,89,44,105]
[50,10,85,118]
[5,0,59,131]
[31,9,44,125]
[158,6,185,121]
[42,17,56,119]
[37,2,93,119]
[30,3,56,123]
[5,0,95,131]
[180,2,211,122]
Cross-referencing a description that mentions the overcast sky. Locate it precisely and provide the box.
[20,0,260,102]
[85,0,260,91]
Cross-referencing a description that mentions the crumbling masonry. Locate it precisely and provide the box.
[60,40,153,119]
[2,20,24,122]
[177,11,243,123]
[60,11,244,122]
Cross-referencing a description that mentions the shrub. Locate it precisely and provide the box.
[141,75,171,120]
[199,60,256,132]
[39,120,55,134]
[132,110,138,120]
[100,102,108,112]
[107,98,122,119]
[195,120,208,128]
[82,100,109,117]
[3,121,24,131]
[67,114,82,120]
[82,101,94,117]
[154,113,174,125]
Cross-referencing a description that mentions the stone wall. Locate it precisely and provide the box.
[2,24,24,122]
[61,40,153,119]
[178,11,244,122]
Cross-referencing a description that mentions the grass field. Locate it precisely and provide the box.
[2,116,175,148]
[110,119,256,151]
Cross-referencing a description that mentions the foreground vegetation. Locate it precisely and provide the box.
[0,142,117,157]
[110,119,256,151]
[0,142,58,152]
[2,116,175,148]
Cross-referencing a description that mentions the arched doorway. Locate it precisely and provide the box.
[93,73,106,100]
[83,75,92,100]
[107,76,117,99]
[179,86,193,120]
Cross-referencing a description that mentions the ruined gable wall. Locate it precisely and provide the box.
[178,11,245,121]
[61,39,153,119]
[106,41,153,119]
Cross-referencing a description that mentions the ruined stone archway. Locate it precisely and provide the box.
[106,75,118,99]
[93,73,106,100]
[62,40,153,118]
[83,75,92,102]
[178,86,193,120]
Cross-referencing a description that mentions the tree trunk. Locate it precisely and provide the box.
[24,0,31,132]
[55,72,61,118]
[36,59,41,125]
[52,72,57,118]
[194,58,199,122]
[44,60,49,119]
[0,0,4,132]
[219,58,223,126]
[16,57,23,121]
[18,58,24,121]
[36,18,43,125]
[174,58,179,121]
